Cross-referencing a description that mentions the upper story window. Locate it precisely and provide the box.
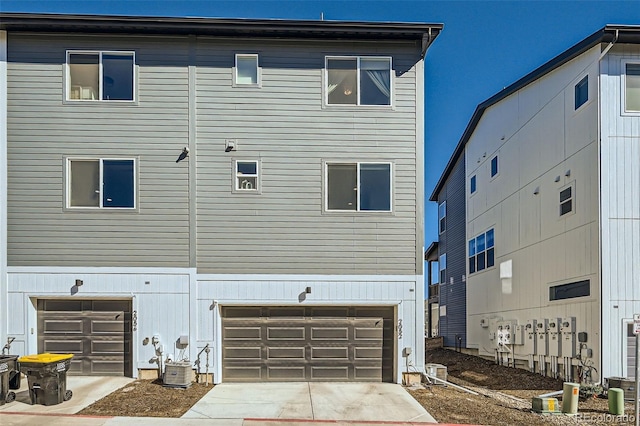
[490,155,499,178]
[325,162,391,212]
[326,57,391,106]
[438,201,446,233]
[470,175,477,194]
[439,253,446,284]
[234,54,260,87]
[468,228,494,274]
[67,51,134,101]
[234,159,260,192]
[574,75,588,110]
[625,62,640,113]
[67,158,136,209]
[560,183,574,216]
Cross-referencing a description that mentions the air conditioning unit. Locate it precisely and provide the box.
[163,362,193,388]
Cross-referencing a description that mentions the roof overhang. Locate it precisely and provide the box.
[429,24,640,201]
[424,241,439,261]
[0,13,443,54]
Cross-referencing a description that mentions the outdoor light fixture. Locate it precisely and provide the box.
[305,286,312,294]
[75,279,83,287]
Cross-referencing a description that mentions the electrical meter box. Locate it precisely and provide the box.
[548,317,562,357]
[497,320,517,347]
[560,317,577,357]
[515,324,525,345]
[524,319,537,354]
[536,318,548,356]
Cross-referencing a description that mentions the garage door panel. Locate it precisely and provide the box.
[38,300,131,376]
[222,306,390,382]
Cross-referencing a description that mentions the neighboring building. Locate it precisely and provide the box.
[0,13,442,383]
[431,25,640,382]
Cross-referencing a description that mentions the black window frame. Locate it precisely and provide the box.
[574,75,588,110]
[549,280,590,301]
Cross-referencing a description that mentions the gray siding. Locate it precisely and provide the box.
[195,39,421,274]
[7,33,191,266]
[437,152,466,347]
[7,34,422,274]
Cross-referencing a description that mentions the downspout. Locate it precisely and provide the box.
[596,29,617,382]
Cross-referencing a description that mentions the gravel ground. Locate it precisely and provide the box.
[77,379,212,417]
[411,348,637,425]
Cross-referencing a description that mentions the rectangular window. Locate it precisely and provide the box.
[468,228,494,274]
[235,54,260,86]
[625,63,640,112]
[438,201,446,234]
[574,75,588,110]
[326,57,391,106]
[439,254,446,284]
[326,162,391,212]
[67,51,134,101]
[470,175,477,194]
[549,280,590,301]
[67,158,135,208]
[235,160,259,192]
[490,155,498,177]
[560,185,573,216]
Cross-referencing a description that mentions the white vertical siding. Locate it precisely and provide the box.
[0,30,8,358]
[600,45,640,379]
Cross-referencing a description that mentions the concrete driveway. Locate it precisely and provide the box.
[182,382,436,423]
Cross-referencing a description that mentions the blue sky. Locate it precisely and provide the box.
[3,0,640,246]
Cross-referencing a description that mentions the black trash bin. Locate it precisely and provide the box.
[18,353,73,406]
[0,355,19,405]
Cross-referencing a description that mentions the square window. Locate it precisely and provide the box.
[560,185,573,216]
[326,162,391,212]
[235,160,259,191]
[438,201,446,234]
[235,54,260,86]
[574,75,588,110]
[470,175,477,194]
[326,57,391,106]
[625,63,640,112]
[68,158,135,208]
[490,156,498,177]
[67,51,134,101]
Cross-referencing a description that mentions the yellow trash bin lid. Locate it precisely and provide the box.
[18,353,74,364]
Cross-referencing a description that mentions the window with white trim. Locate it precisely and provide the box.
[439,253,446,284]
[574,75,588,110]
[325,162,391,211]
[470,175,477,194]
[625,62,640,112]
[468,228,494,274]
[560,184,574,216]
[67,158,136,208]
[67,51,134,101]
[234,160,260,192]
[490,155,498,178]
[326,57,391,106]
[234,54,260,86]
[438,201,446,233]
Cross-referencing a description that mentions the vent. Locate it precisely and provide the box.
[163,362,193,388]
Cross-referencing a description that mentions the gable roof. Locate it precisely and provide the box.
[430,24,640,201]
[0,13,443,56]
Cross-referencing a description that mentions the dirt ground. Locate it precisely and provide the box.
[78,379,212,417]
[411,348,637,425]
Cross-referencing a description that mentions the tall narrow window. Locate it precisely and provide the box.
[68,158,135,208]
[574,75,588,110]
[560,185,573,216]
[439,254,447,284]
[468,239,476,274]
[490,155,498,177]
[235,54,260,86]
[470,175,477,194]
[438,201,446,233]
[67,51,134,101]
[326,162,392,212]
[326,57,391,106]
[625,63,640,112]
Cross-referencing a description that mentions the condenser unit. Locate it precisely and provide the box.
[163,362,193,388]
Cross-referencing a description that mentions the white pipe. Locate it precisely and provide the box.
[538,390,563,398]
[426,374,479,395]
